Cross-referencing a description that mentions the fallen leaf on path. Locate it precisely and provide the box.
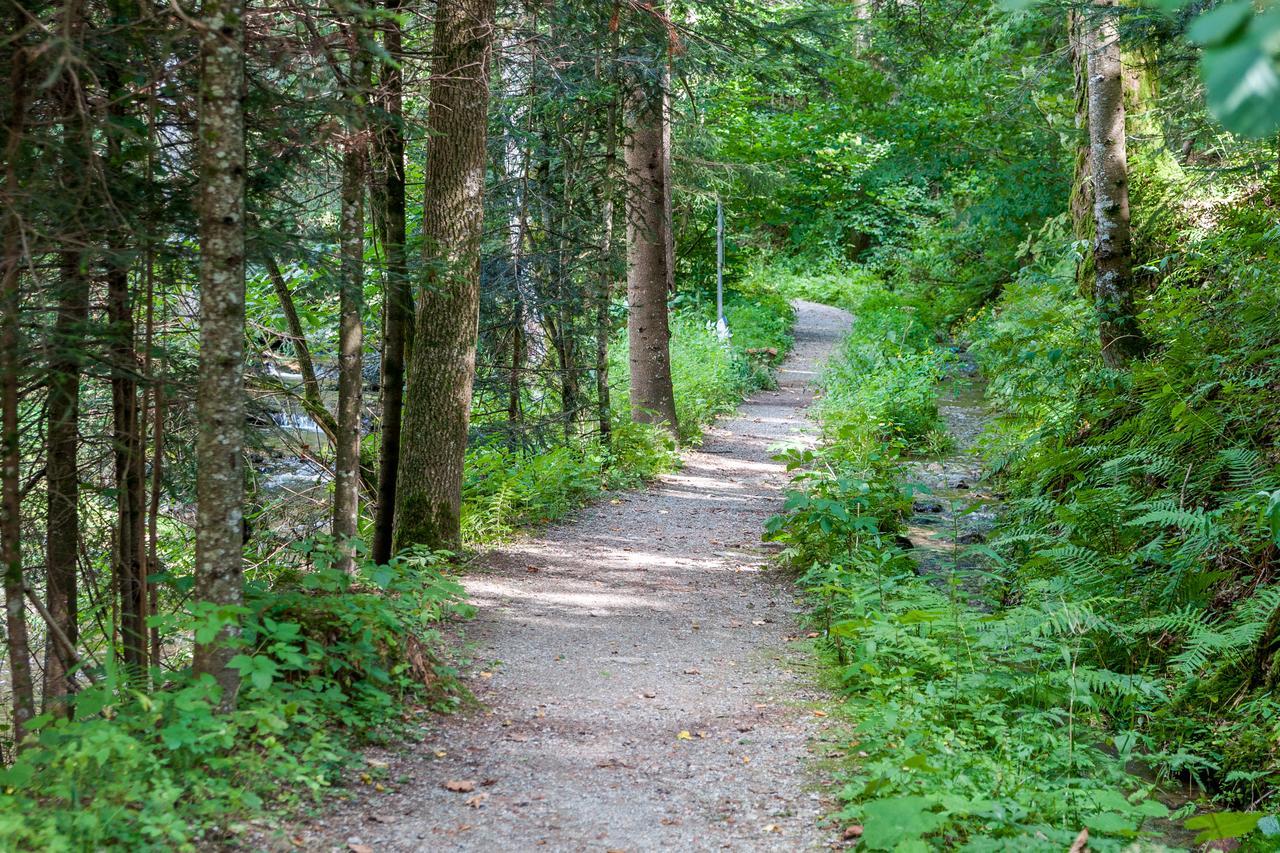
[525,565,540,573]
[478,671,493,679]
[676,730,693,741]
[348,845,373,853]
[464,794,488,808]
[433,750,447,758]
[661,817,682,826]
[763,824,780,833]
[480,778,498,787]
[752,619,766,625]
[683,668,701,675]
[443,780,476,793]
[806,632,820,638]
[812,710,828,717]
[843,825,863,840]
[368,814,396,824]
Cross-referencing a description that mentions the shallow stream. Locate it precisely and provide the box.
[900,348,1202,850]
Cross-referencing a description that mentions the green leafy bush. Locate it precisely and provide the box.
[0,542,468,851]
[770,275,1178,849]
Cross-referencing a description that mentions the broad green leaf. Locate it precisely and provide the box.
[901,753,940,772]
[0,763,34,788]
[1188,0,1254,47]
[860,796,946,851]
[1200,9,1280,137]
[1086,811,1138,835]
[1184,811,1262,843]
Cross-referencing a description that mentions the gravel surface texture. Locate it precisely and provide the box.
[306,300,852,852]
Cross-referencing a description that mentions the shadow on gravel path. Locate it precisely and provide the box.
[299,300,853,852]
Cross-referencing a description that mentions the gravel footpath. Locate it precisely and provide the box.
[304,300,852,853]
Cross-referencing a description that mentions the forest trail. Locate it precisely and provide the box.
[311,301,852,852]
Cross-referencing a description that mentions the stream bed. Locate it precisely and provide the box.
[900,347,1203,851]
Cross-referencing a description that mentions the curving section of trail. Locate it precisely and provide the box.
[315,300,852,852]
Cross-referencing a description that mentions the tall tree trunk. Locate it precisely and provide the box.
[1087,0,1147,367]
[45,4,89,711]
[333,76,366,575]
[146,288,165,671]
[394,0,497,552]
[596,76,620,446]
[105,0,148,681]
[624,82,678,433]
[1068,10,1093,244]
[1,31,35,746]
[497,7,538,433]
[594,22,621,447]
[108,252,148,674]
[507,307,524,425]
[193,0,247,711]
[372,0,411,565]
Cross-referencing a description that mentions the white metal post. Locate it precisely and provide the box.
[716,197,729,340]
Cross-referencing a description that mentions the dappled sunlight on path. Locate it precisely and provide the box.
[310,301,852,852]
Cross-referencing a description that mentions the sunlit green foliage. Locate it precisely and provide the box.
[0,543,469,850]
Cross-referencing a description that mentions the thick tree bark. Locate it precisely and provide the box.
[1087,0,1148,367]
[333,111,366,575]
[193,0,247,710]
[45,10,89,711]
[372,0,411,565]
[394,0,497,552]
[1,32,35,746]
[624,82,678,433]
[1068,10,1093,244]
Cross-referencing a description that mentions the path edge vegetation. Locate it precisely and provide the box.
[8,0,1280,847]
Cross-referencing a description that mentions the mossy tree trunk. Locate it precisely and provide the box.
[1087,0,1148,367]
[193,0,248,711]
[394,0,497,552]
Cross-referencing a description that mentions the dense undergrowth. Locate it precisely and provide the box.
[770,272,1184,850]
[0,290,794,851]
[461,290,794,543]
[769,170,1280,849]
[0,543,470,849]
